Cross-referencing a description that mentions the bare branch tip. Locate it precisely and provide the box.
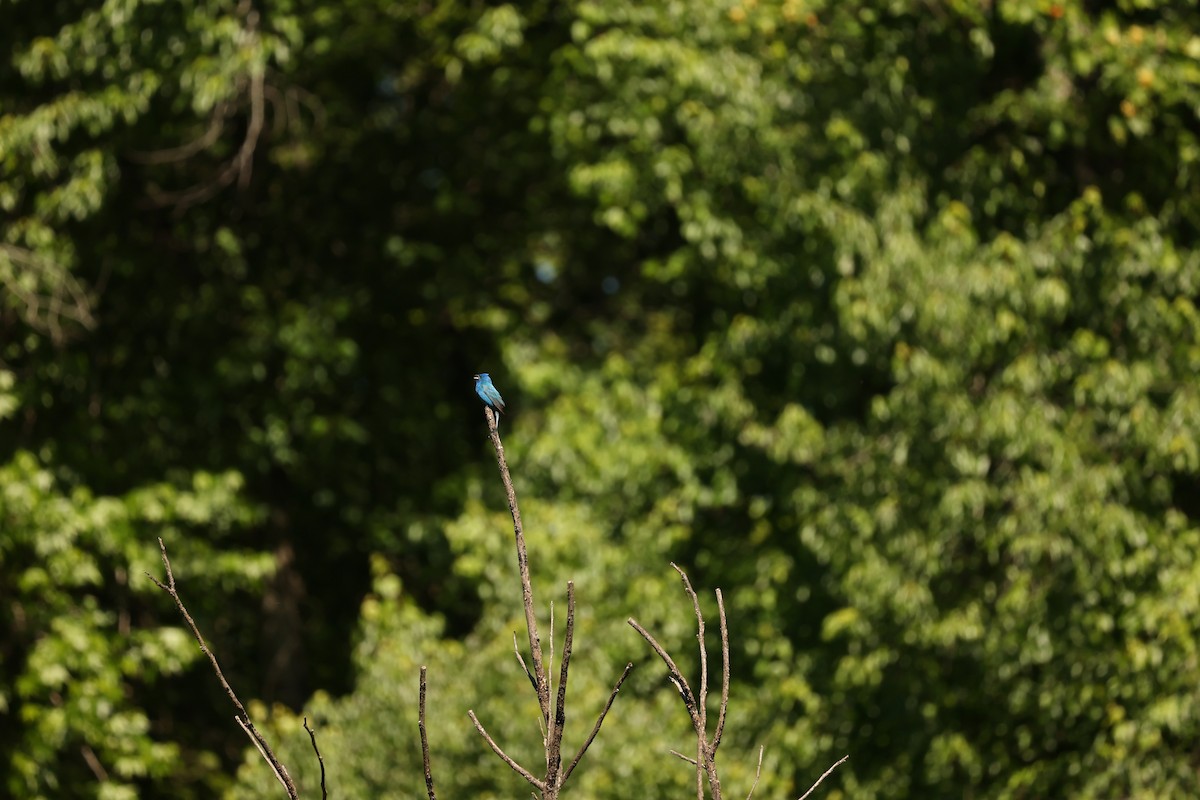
[795,755,850,800]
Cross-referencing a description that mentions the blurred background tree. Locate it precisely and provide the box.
[2,0,1199,798]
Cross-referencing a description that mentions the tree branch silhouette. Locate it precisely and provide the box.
[469,405,632,798]
[146,538,300,798]
[630,564,847,800]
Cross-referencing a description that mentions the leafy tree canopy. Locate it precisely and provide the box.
[2,0,1199,798]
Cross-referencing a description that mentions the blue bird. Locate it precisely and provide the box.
[473,373,506,425]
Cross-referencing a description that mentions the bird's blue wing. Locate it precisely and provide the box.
[485,385,505,412]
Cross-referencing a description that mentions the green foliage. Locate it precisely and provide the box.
[4,0,1200,797]
[0,453,269,799]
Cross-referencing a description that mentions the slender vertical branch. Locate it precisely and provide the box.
[745,746,764,800]
[485,407,550,725]
[545,583,575,791]
[672,564,709,733]
[630,565,731,800]
[713,589,730,754]
[548,600,555,760]
[419,667,437,800]
[303,718,327,800]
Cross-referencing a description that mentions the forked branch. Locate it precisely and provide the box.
[470,405,632,798]
[630,564,847,800]
[628,563,728,800]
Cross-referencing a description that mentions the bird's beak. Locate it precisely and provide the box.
[472,375,480,381]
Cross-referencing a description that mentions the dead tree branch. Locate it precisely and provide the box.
[419,667,437,800]
[470,403,631,798]
[630,565,847,800]
[626,566,726,800]
[627,564,726,799]
[796,755,849,800]
[146,537,299,798]
[302,718,326,800]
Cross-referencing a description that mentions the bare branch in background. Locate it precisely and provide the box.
[561,661,633,785]
[146,538,300,798]
[128,1,325,213]
[631,564,847,800]
[0,244,96,343]
[745,746,763,800]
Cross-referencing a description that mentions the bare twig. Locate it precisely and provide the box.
[548,599,555,753]
[303,718,327,800]
[745,746,764,800]
[237,717,291,795]
[561,661,634,785]
[673,564,708,732]
[626,619,701,730]
[670,749,699,766]
[147,538,298,799]
[513,632,538,693]
[468,710,545,791]
[545,584,575,791]
[419,667,437,800]
[714,589,730,753]
[796,755,849,800]
[484,406,550,724]
[79,744,108,782]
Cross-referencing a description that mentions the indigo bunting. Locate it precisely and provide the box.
[473,373,506,425]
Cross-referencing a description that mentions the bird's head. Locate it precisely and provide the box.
[474,373,488,382]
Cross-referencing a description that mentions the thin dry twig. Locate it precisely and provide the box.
[674,565,708,733]
[714,590,730,752]
[513,631,538,693]
[561,661,633,785]
[419,667,437,800]
[545,585,574,791]
[303,718,327,800]
[796,755,849,800]
[147,538,299,798]
[548,599,555,753]
[627,619,701,729]
[79,744,108,782]
[745,746,764,800]
[484,406,550,723]
[468,710,545,791]
[670,749,699,766]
